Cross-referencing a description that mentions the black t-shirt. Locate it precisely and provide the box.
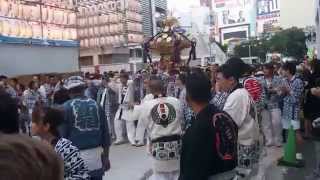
[304,73,320,119]
[179,104,237,180]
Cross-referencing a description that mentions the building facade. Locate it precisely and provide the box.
[141,0,167,38]
[211,0,257,44]
[77,0,144,73]
[78,0,167,73]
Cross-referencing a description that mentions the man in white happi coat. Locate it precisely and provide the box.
[138,75,183,180]
[113,71,136,145]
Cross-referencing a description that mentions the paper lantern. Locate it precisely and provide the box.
[94,27,99,36]
[18,3,24,18]
[89,38,95,47]
[83,28,88,38]
[89,28,94,37]
[84,39,89,48]
[78,7,85,17]
[106,36,111,45]
[119,35,125,44]
[109,25,113,34]
[63,11,68,25]
[77,18,81,27]
[47,8,54,23]
[32,24,42,39]
[2,20,10,36]
[43,26,48,39]
[12,2,19,18]
[94,15,99,25]
[100,37,105,46]
[78,29,82,38]
[0,20,3,35]
[70,29,77,40]
[55,10,64,24]
[95,37,100,47]
[118,24,124,33]
[105,25,110,35]
[42,7,48,22]
[63,28,70,40]
[99,26,104,35]
[128,34,139,43]
[0,0,9,16]
[35,6,41,21]
[69,13,76,25]
[91,6,95,16]
[115,14,120,23]
[22,5,30,20]
[110,36,115,45]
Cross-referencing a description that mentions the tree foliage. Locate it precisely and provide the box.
[234,27,307,61]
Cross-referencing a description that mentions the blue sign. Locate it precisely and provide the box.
[0,35,79,47]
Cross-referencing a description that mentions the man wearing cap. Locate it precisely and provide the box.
[61,76,110,180]
[97,74,119,142]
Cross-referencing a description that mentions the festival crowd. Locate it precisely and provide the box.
[1,56,320,180]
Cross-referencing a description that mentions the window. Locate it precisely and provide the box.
[223,31,247,40]
[136,49,142,58]
[79,56,93,66]
[130,49,135,57]
[98,54,112,64]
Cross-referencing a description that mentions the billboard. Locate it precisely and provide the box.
[212,0,256,43]
[256,0,280,33]
[213,0,256,28]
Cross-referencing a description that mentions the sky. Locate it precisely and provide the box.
[168,0,199,12]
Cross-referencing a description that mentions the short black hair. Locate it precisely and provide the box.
[120,71,129,79]
[0,90,19,134]
[185,71,212,103]
[263,63,274,71]
[28,81,35,89]
[217,63,241,80]
[225,57,251,77]
[32,106,64,137]
[149,75,165,95]
[282,62,296,75]
[53,88,70,105]
[11,78,18,84]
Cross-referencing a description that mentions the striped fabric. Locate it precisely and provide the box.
[54,138,90,180]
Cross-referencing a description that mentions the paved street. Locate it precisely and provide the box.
[104,144,152,180]
[104,140,320,180]
[265,140,320,180]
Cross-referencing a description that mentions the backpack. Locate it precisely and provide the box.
[212,111,238,171]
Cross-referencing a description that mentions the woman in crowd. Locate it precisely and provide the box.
[280,62,304,144]
[32,105,90,180]
[262,63,285,147]
[304,60,320,138]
